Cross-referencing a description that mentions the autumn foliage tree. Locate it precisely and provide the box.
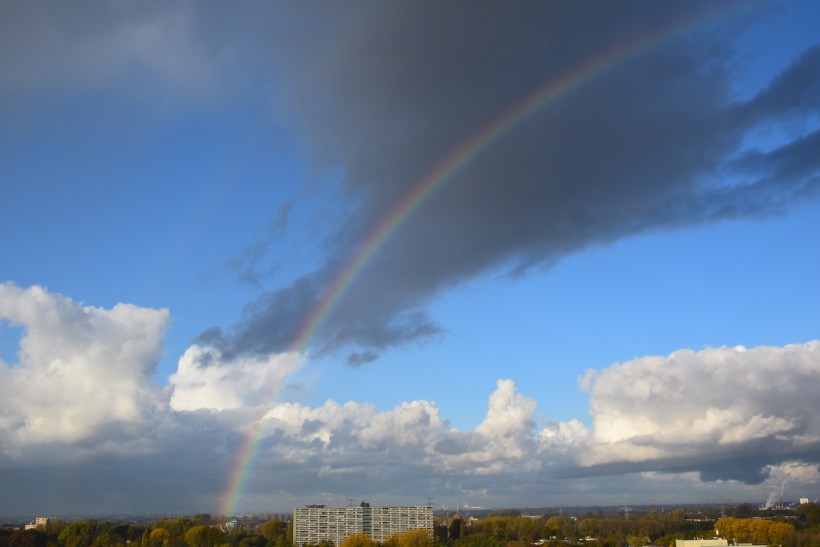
[339,533,377,547]
[716,517,794,545]
[383,528,434,547]
[183,524,225,547]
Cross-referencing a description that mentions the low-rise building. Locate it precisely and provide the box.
[24,517,49,531]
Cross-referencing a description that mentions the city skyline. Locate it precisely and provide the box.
[1,1,819,514]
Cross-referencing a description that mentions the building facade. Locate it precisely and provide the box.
[24,518,49,531]
[293,504,433,546]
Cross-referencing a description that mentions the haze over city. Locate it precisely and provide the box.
[1,0,819,516]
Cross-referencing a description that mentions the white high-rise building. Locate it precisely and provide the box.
[293,504,433,546]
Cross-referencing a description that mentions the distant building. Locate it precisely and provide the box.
[293,504,433,546]
[24,517,49,530]
[800,497,810,505]
[222,519,239,532]
[675,541,767,547]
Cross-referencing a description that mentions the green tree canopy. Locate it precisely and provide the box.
[259,519,288,544]
[58,521,95,547]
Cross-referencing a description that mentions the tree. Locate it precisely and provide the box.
[807,505,820,528]
[512,517,541,543]
[449,517,462,540]
[46,520,66,537]
[339,533,377,547]
[544,517,573,540]
[92,532,116,547]
[151,518,199,537]
[732,503,755,518]
[184,525,225,547]
[383,529,433,547]
[259,519,288,543]
[6,529,47,547]
[59,521,95,547]
[145,528,170,547]
[716,517,793,545]
[578,518,600,538]
[239,536,267,547]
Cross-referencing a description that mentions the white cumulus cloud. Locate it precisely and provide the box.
[170,345,304,411]
[0,282,168,459]
[2,285,818,512]
[582,341,820,466]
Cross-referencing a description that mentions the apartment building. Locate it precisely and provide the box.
[293,504,433,546]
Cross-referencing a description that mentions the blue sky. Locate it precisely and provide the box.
[1,0,819,515]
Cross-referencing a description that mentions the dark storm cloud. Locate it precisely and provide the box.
[732,129,820,187]
[197,1,820,361]
[739,45,820,122]
[0,2,227,106]
[196,275,321,354]
[347,351,379,367]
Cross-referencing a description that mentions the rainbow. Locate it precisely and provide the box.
[219,4,744,517]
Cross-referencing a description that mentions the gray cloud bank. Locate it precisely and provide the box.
[1,283,819,513]
[2,2,817,363]
[187,2,820,363]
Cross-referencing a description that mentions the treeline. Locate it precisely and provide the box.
[434,511,699,547]
[433,504,820,547]
[0,516,291,547]
[4,503,820,547]
[714,517,792,546]
[326,530,433,547]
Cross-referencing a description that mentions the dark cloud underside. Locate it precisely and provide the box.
[201,2,820,361]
